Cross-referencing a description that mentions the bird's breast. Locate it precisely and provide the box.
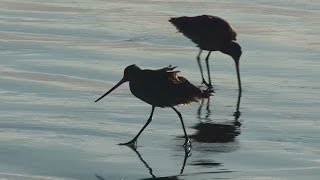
[129,81,166,107]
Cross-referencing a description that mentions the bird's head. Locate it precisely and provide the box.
[123,64,141,81]
[94,64,141,102]
[223,42,242,63]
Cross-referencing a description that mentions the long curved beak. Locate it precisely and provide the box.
[234,58,242,92]
[95,78,126,102]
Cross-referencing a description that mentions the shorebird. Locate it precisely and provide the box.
[95,64,211,147]
[169,15,242,91]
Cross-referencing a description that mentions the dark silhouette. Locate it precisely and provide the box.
[141,176,182,180]
[180,145,191,174]
[169,15,242,91]
[129,146,156,179]
[95,64,211,147]
[130,146,189,179]
[191,91,242,144]
[190,159,221,167]
[233,90,242,123]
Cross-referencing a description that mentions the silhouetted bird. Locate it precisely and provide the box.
[169,15,242,91]
[95,64,211,147]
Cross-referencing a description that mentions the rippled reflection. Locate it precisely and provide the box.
[124,146,188,179]
[188,91,242,172]
[191,91,242,144]
[95,145,186,180]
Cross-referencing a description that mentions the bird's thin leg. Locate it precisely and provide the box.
[171,107,191,147]
[119,106,155,146]
[196,49,208,86]
[205,51,213,89]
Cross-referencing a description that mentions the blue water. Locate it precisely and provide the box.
[0,0,319,179]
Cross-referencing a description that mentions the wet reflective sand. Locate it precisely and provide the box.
[0,0,319,179]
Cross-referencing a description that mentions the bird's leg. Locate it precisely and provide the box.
[196,50,209,86]
[205,51,213,89]
[119,106,155,146]
[171,107,192,147]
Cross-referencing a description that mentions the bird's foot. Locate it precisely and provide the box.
[118,139,137,149]
[233,110,241,120]
[183,139,192,156]
[206,85,215,93]
[206,83,213,89]
[201,79,208,86]
[201,80,214,92]
[183,138,192,147]
[201,79,213,89]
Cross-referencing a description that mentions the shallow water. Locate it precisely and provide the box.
[0,0,320,179]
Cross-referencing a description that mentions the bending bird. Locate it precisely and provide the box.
[169,15,242,91]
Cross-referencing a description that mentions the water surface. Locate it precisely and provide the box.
[0,0,319,179]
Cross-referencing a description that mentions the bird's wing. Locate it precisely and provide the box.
[142,68,210,106]
[170,15,236,48]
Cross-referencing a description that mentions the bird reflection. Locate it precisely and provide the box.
[191,90,242,144]
[94,145,187,180]
[233,90,242,122]
[130,146,156,179]
[142,176,182,180]
[125,145,188,180]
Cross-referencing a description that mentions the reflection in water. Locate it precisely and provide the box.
[142,176,182,180]
[94,145,186,180]
[96,92,242,180]
[180,146,191,174]
[130,146,156,179]
[188,91,242,171]
[191,91,242,143]
[170,91,243,173]
[130,146,188,180]
[190,159,222,167]
[233,90,242,122]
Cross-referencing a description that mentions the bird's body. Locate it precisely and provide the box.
[170,15,237,51]
[95,64,211,147]
[169,15,242,91]
[128,65,208,107]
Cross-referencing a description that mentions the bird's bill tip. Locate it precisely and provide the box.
[94,78,126,102]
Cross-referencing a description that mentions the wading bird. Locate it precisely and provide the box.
[95,64,211,147]
[169,15,242,91]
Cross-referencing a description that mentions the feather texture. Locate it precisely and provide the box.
[170,15,237,51]
[129,65,211,107]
